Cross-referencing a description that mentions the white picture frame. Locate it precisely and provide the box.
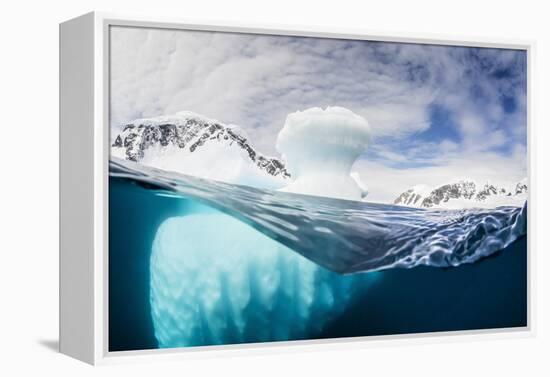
[60,11,535,365]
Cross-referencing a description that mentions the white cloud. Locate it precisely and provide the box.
[110,27,438,151]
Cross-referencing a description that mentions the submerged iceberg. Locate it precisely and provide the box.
[276,107,371,201]
[150,205,377,348]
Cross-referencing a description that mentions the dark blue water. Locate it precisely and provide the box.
[109,159,527,352]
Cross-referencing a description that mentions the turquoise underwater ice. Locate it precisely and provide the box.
[150,204,378,348]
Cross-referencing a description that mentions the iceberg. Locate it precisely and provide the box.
[150,205,376,348]
[276,107,371,201]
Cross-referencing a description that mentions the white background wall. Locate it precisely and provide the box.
[1,0,548,375]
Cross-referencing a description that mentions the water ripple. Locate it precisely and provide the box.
[110,158,527,274]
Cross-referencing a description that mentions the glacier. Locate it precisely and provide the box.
[150,204,378,348]
[276,107,371,201]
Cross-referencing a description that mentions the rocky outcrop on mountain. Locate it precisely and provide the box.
[515,178,528,195]
[421,180,476,208]
[111,111,290,181]
[394,179,527,209]
[475,183,507,201]
[393,185,431,207]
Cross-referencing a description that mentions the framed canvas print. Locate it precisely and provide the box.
[59,12,533,365]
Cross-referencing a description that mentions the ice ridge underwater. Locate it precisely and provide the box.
[108,107,528,351]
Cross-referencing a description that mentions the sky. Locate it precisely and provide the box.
[110,26,527,202]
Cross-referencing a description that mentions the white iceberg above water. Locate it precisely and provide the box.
[276,107,371,201]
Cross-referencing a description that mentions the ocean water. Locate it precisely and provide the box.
[108,158,527,351]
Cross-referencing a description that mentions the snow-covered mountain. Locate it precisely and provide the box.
[514,178,528,195]
[111,111,290,188]
[392,184,432,207]
[393,179,528,209]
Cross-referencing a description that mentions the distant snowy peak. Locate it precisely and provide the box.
[394,179,527,209]
[422,180,477,208]
[393,184,432,207]
[515,178,528,195]
[475,182,507,201]
[111,111,290,186]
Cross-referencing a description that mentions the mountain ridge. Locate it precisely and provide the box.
[111,111,290,186]
[394,179,527,209]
